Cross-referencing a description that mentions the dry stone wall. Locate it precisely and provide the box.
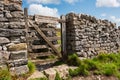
[0,0,28,75]
[66,13,120,58]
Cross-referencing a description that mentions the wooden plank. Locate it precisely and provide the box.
[28,36,60,41]
[30,52,53,57]
[48,37,61,41]
[32,45,47,49]
[34,15,59,24]
[40,28,55,31]
[34,15,65,24]
[61,15,67,58]
[32,24,61,57]
[31,59,58,65]
[28,28,55,31]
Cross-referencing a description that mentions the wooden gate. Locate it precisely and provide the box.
[24,8,66,62]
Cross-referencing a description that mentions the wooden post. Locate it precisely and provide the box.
[24,8,29,53]
[60,15,67,59]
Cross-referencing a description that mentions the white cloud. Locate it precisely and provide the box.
[27,0,60,4]
[96,0,120,7]
[101,13,107,17]
[28,4,59,17]
[110,16,120,23]
[64,0,79,4]
[110,16,120,26]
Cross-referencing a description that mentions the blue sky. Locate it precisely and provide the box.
[22,0,120,26]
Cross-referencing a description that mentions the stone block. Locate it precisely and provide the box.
[5,4,22,11]
[9,50,27,60]
[8,43,27,51]
[44,68,56,80]
[11,11,24,18]
[10,65,29,76]
[7,59,28,67]
[0,37,10,44]
[0,51,10,60]
[0,29,25,37]
[9,22,25,29]
[5,11,12,18]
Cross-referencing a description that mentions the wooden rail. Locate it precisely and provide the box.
[29,15,65,24]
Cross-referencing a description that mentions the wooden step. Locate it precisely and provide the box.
[29,52,52,57]
[28,36,60,41]
[32,45,47,49]
[31,59,58,65]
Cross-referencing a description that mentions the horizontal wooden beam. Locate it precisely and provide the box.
[29,15,66,24]
[28,28,56,31]
[32,45,47,49]
[30,52,53,57]
[28,36,60,41]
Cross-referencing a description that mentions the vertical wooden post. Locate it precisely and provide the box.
[60,15,67,59]
[24,8,29,53]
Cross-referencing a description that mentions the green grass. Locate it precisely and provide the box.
[68,53,120,79]
[55,72,62,80]
[56,31,61,37]
[27,61,36,74]
[0,68,11,80]
[67,54,82,66]
[30,77,48,80]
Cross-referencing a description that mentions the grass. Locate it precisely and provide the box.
[55,72,62,80]
[67,54,82,66]
[0,68,11,80]
[68,53,120,79]
[30,77,48,80]
[27,61,36,74]
[0,61,36,80]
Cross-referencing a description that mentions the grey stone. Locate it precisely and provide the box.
[10,65,29,76]
[9,22,25,29]
[5,4,22,11]
[5,12,12,18]
[0,29,25,37]
[7,59,28,67]
[0,51,10,60]
[2,46,7,51]
[0,37,10,44]
[44,68,56,80]
[11,11,24,18]
[9,50,27,60]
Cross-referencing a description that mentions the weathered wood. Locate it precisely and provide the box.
[31,59,58,65]
[28,36,60,41]
[61,15,67,58]
[27,28,55,31]
[24,8,30,52]
[32,45,47,49]
[34,15,59,24]
[40,28,55,31]
[48,37,61,41]
[32,24,61,57]
[29,52,52,57]
[34,15,65,24]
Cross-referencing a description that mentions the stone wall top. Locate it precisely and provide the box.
[66,13,116,28]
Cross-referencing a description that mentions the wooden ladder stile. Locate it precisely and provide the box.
[32,24,61,58]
